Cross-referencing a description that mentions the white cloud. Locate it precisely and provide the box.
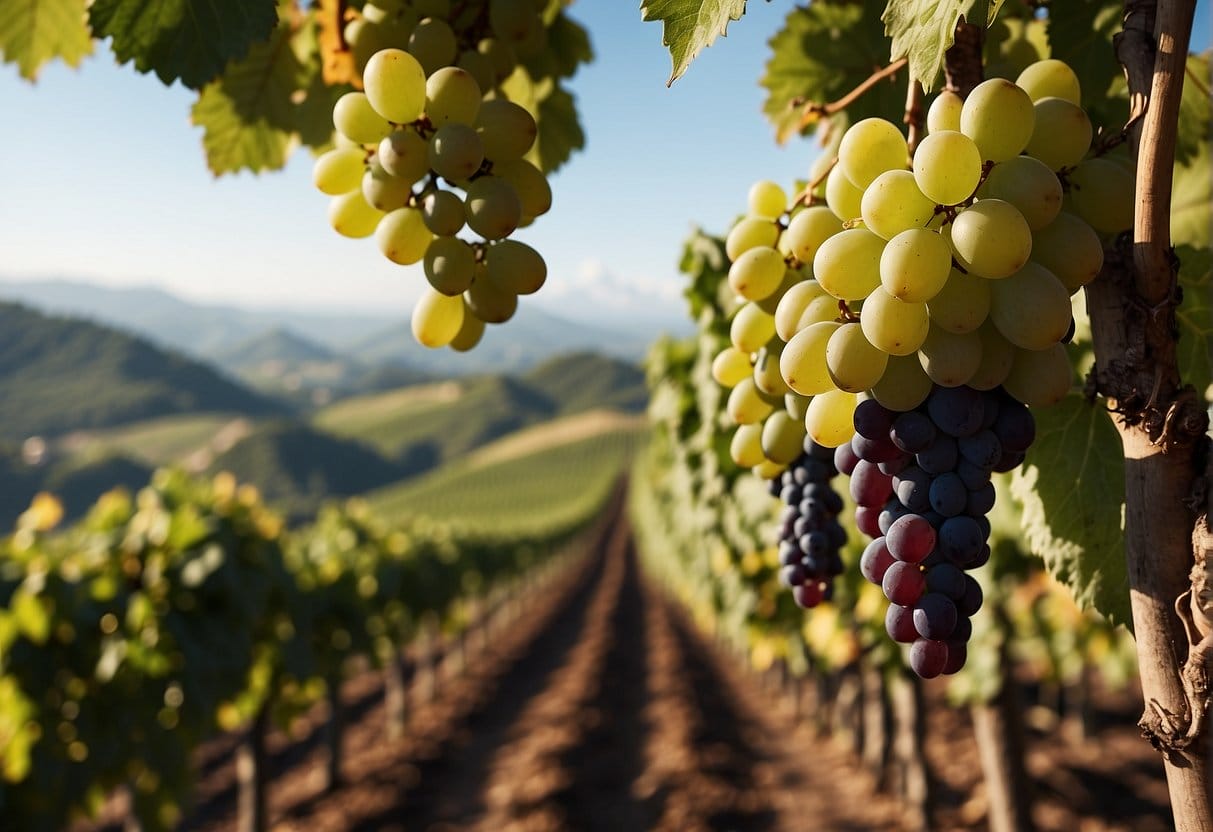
[541,258,684,312]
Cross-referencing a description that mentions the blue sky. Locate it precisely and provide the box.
[1,2,1209,328]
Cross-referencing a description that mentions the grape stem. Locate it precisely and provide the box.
[791,156,837,209]
[904,81,925,155]
[792,58,908,132]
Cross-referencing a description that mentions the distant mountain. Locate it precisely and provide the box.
[522,352,647,415]
[219,328,339,367]
[0,303,286,441]
[0,443,152,530]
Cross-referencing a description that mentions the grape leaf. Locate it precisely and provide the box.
[533,84,585,175]
[640,0,747,85]
[523,11,594,81]
[1176,245,1213,399]
[1173,146,1211,249]
[1176,53,1211,167]
[762,0,901,143]
[0,0,92,80]
[882,0,989,92]
[89,0,278,89]
[1010,394,1131,626]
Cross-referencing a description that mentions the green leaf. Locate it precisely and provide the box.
[1176,53,1211,167]
[533,84,585,175]
[1176,245,1213,399]
[1173,143,1211,248]
[762,0,901,143]
[1010,394,1131,626]
[89,0,278,89]
[0,0,92,80]
[882,0,988,92]
[1045,0,1126,130]
[640,0,747,84]
[523,11,594,81]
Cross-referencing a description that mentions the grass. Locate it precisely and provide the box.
[54,414,251,469]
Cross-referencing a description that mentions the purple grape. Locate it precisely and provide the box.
[886,604,918,643]
[834,442,860,476]
[975,514,991,540]
[966,482,996,515]
[894,466,932,513]
[952,616,973,642]
[877,453,912,477]
[805,436,837,462]
[929,473,968,517]
[855,505,883,539]
[882,561,926,605]
[891,411,936,453]
[780,564,806,587]
[826,551,845,576]
[779,541,800,566]
[959,430,1002,469]
[803,531,828,557]
[922,510,946,529]
[992,400,1035,452]
[992,449,1027,473]
[792,465,812,486]
[826,521,848,549]
[965,544,991,570]
[958,575,983,616]
[794,582,825,608]
[804,553,826,574]
[850,460,893,508]
[916,435,958,474]
[860,537,895,584]
[852,434,903,463]
[956,459,992,490]
[878,500,911,535]
[942,642,968,675]
[886,514,937,563]
[781,484,803,505]
[979,394,1000,430]
[938,516,984,563]
[927,386,985,438]
[854,398,895,440]
[913,593,959,640]
[769,476,783,497]
[925,563,967,599]
[910,638,949,678]
[803,459,832,481]
[792,516,811,539]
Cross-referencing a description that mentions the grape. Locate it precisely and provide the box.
[428,123,485,182]
[862,538,896,584]
[493,159,551,219]
[1025,97,1093,171]
[731,422,766,467]
[774,280,829,340]
[856,505,882,537]
[449,304,486,351]
[757,269,805,315]
[334,92,393,145]
[1067,159,1135,233]
[938,515,984,563]
[992,399,1035,451]
[804,389,858,447]
[839,118,909,189]
[465,176,521,240]
[727,217,780,260]
[813,228,884,301]
[883,561,926,605]
[880,228,952,302]
[959,577,983,617]
[424,236,476,295]
[421,190,465,236]
[892,467,931,511]
[781,321,840,395]
[1016,59,1082,104]
[852,434,902,464]
[861,170,937,240]
[727,378,776,425]
[465,269,518,323]
[853,398,895,440]
[913,130,983,206]
[1032,212,1104,293]
[363,49,426,124]
[918,326,982,387]
[926,90,963,133]
[425,68,482,129]
[967,323,1016,390]
[927,385,984,437]
[1003,343,1072,407]
[925,562,967,600]
[731,302,777,352]
[762,411,809,464]
[886,514,936,562]
[477,37,517,82]
[313,147,366,195]
[927,268,990,333]
[729,246,788,301]
[375,206,432,264]
[826,323,888,393]
[785,393,811,421]
[988,263,1071,350]
[891,413,935,453]
[886,604,919,643]
[984,156,1063,230]
[860,287,930,356]
[408,16,457,75]
[909,639,948,678]
[753,344,791,397]
[913,594,958,639]
[949,200,1032,279]
[412,287,465,348]
[966,482,997,515]
[916,434,958,473]
[781,207,843,264]
[362,159,413,211]
[834,442,860,476]
[329,190,384,238]
[959,78,1036,162]
[959,429,1002,468]
[457,48,495,92]
[928,473,967,516]
[476,99,538,161]
[851,460,894,507]
[485,239,546,295]
[378,129,429,183]
[870,354,932,411]
[825,163,864,220]
[749,180,787,219]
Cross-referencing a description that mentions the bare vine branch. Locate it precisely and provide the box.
[791,58,908,132]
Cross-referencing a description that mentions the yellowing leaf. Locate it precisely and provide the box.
[0,0,92,80]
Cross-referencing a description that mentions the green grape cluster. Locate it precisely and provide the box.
[312,0,554,352]
[713,58,1132,466]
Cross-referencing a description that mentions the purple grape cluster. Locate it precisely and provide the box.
[839,385,1036,678]
[771,438,849,608]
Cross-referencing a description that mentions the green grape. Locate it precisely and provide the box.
[949,199,1032,279]
[838,118,909,189]
[333,92,393,145]
[912,130,983,206]
[1003,343,1072,407]
[375,206,432,264]
[825,163,864,221]
[329,190,384,238]
[762,410,808,464]
[731,302,777,353]
[813,228,884,301]
[926,90,963,133]
[804,388,858,448]
[727,378,775,424]
[754,343,791,397]
[492,158,551,219]
[780,206,842,264]
[378,129,429,183]
[457,49,496,92]
[729,246,787,301]
[927,268,990,333]
[784,392,811,421]
[1025,97,1093,171]
[748,180,787,220]
[826,322,888,393]
[775,280,831,341]
[712,347,753,388]
[407,17,457,76]
[313,147,366,195]
[727,217,780,260]
[363,48,426,124]
[918,326,982,387]
[424,236,476,295]
[860,287,929,356]
[428,124,484,182]
[345,19,393,75]
[880,228,952,302]
[362,159,413,211]
[753,459,788,480]
[861,170,937,240]
[412,287,465,348]
[806,153,832,202]
[1032,212,1103,292]
[421,190,465,236]
[425,67,482,128]
[1016,59,1081,105]
[967,322,1015,390]
[984,156,1062,230]
[730,422,766,467]
[960,78,1036,162]
[869,353,932,410]
[780,321,840,396]
[756,268,804,315]
[1067,159,1134,233]
[485,239,546,294]
[449,303,486,351]
[477,37,517,82]
[466,268,519,323]
[465,176,522,240]
[476,100,537,161]
[989,262,1071,350]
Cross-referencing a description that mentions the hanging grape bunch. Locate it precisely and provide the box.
[710,58,1132,673]
[311,0,554,352]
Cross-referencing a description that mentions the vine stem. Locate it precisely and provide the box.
[904,80,925,154]
[794,58,908,132]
